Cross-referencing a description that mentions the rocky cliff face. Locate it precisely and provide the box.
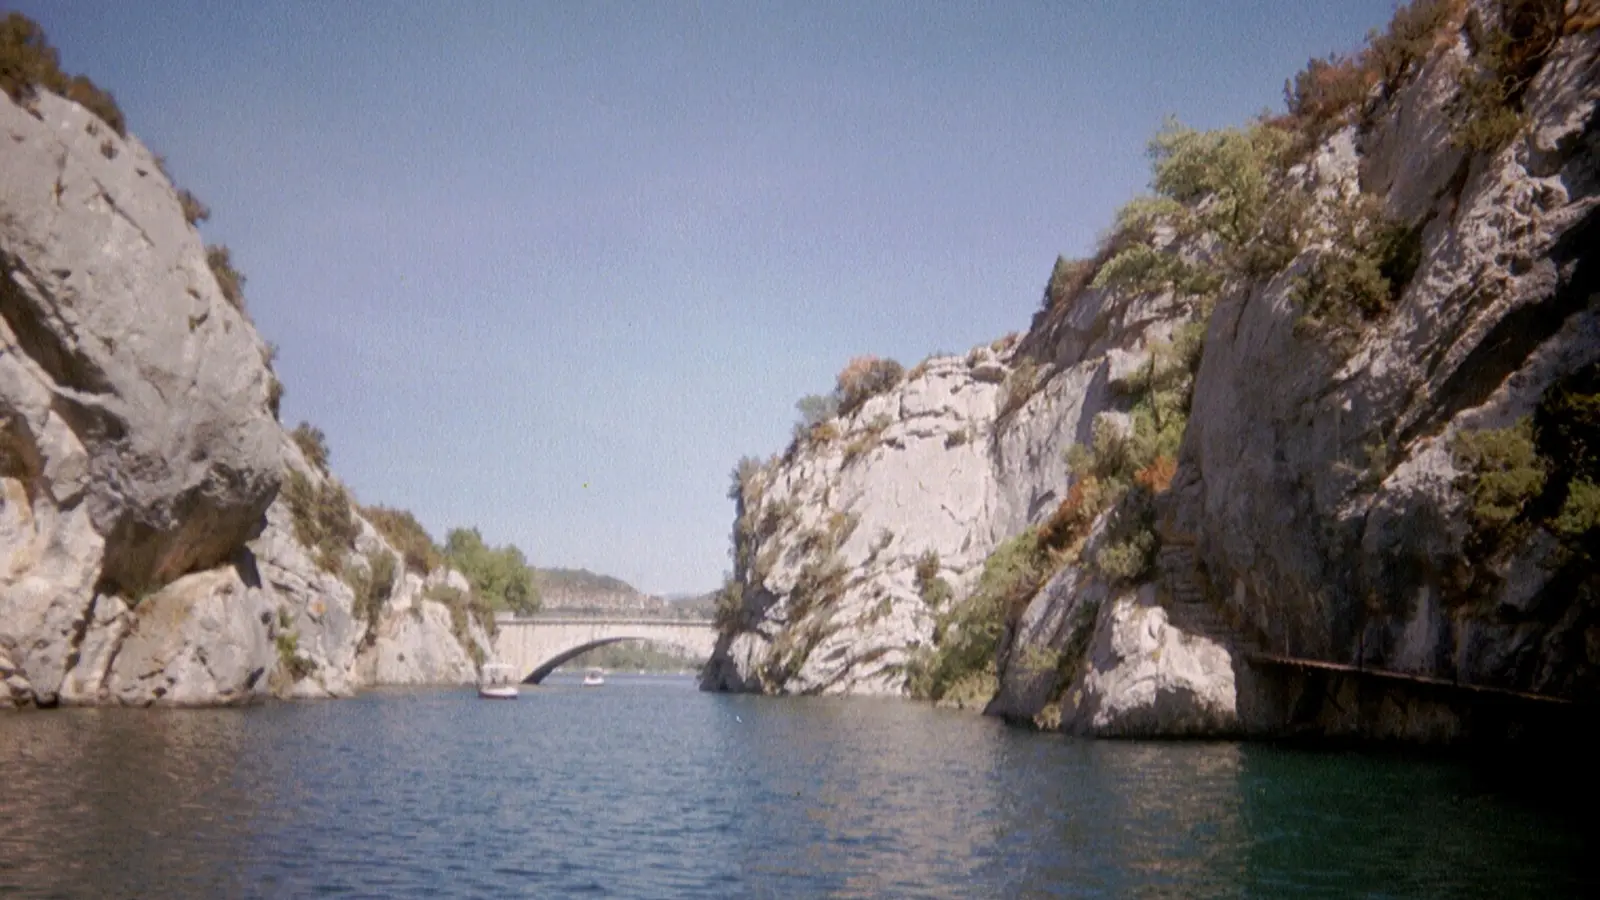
[705,1,1599,744]
[1,88,489,708]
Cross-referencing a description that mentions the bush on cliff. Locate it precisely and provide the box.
[361,505,443,575]
[284,469,361,574]
[291,422,330,473]
[1534,363,1600,556]
[914,550,953,610]
[1450,365,1600,570]
[908,528,1055,706]
[1054,327,1198,587]
[205,245,247,313]
[424,583,493,665]
[443,527,539,615]
[0,13,126,136]
[796,394,839,429]
[835,356,905,417]
[1292,195,1424,345]
[1451,418,1547,533]
[1450,0,1574,152]
[1092,119,1296,308]
[713,576,745,632]
[274,631,317,682]
[1041,255,1096,313]
[178,189,211,226]
[349,550,398,649]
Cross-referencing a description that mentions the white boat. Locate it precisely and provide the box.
[477,662,519,699]
[581,667,605,687]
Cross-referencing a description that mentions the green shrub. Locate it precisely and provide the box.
[937,667,1000,711]
[0,14,126,136]
[1534,362,1600,551]
[283,470,360,573]
[443,527,538,615]
[713,576,745,632]
[796,393,839,429]
[1090,489,1159,585]
[361,505,442,575]
[729,456,763,502]
[1092,120,1295,307]
[908,528,1054,704]
[1450,0,1571,152]
[1292,194,1423,342]
[275,631,317,682]
[425,583,491,665]
[1533,363,1600,487]
[350,550,398,630]
[914,549,953,610]
[1451,418,1546,531]
[835,356,905,416]
[205,245,246,313]
[291,422,330,473]
[1554,478,1600,538]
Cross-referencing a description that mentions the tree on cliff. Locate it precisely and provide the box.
[443,527,539,615]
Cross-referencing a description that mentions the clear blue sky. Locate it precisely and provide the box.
[13,1,1397,595]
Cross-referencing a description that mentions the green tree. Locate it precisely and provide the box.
[443,527,539,615]
[796,394,839,428]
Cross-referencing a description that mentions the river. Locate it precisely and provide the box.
[0,674,1591,898]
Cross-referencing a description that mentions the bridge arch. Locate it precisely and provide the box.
[493,617,718,685]
[520,636,699,684]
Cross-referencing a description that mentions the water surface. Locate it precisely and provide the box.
[0,675,1591,897]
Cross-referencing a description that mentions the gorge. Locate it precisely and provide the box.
[701,0,1600,746]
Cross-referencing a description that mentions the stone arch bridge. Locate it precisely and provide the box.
[493,616,718,684]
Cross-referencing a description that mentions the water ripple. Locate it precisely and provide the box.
[0,676,1592,898]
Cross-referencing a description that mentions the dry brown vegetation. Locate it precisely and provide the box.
[362,505,443,575]
[0,13,126,136]
[836,356,905,417]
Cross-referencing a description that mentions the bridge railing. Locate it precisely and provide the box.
[495,613,715,626]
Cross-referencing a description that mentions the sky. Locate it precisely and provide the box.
[11,0,1401,596]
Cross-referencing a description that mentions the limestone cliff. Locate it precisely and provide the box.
[1,85,489,707]
[705,0,1600,744]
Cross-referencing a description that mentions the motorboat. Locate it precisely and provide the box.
[477,662,519,699]
[581,667,605,687]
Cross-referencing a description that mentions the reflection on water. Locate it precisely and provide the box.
[0,708,260,896]
[0,676,1592,898]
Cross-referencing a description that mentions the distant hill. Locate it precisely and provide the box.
[533,568,711,619]
[665,592,717,619]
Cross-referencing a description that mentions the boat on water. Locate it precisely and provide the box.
[477,662,519,699]
[581,667,606,687]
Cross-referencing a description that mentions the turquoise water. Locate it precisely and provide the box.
[0,675,1591,897]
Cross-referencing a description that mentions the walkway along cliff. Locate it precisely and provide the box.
[0,34,493,708]
[702,0,1600,744]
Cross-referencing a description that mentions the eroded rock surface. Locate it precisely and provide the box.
[2,88,489,708]
[706,4,1600,744]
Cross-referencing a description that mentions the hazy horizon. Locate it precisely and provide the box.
[14,1,1401,594]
